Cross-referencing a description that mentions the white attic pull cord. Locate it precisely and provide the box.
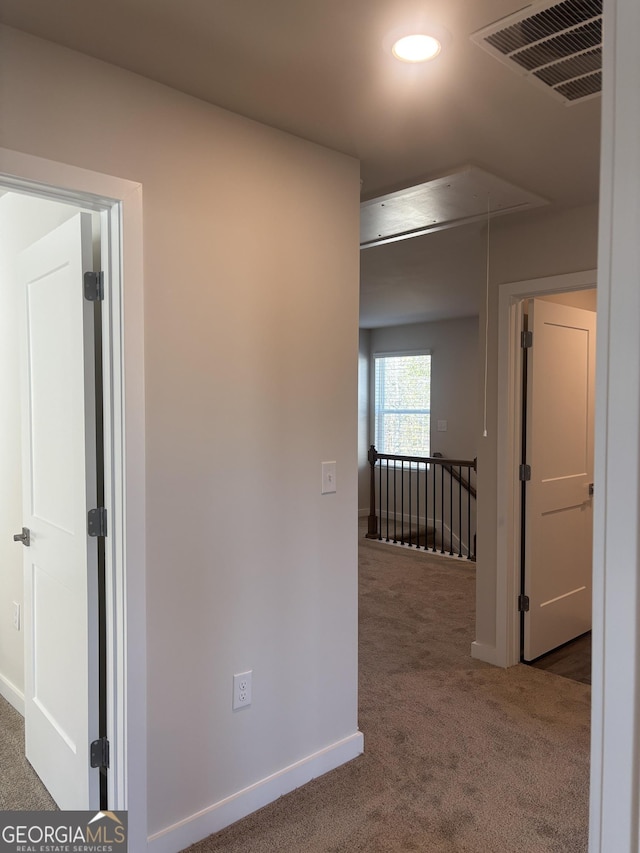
[483,196,491,438]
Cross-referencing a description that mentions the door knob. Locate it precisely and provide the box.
[13,527,30,546]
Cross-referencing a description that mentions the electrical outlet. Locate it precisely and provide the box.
[233,670,252,710]
[12,602,20,631]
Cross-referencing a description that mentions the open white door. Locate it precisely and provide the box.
[17,212,100,809]
[523,298,596,662]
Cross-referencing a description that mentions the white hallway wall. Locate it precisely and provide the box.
[0,24,361,848]
[0,193,81,711]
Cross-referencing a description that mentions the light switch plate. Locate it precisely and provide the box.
[437,420,448,432]
[322,461,337,494]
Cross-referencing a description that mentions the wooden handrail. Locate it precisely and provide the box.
[371,448,477,469]
[432,452,477,499]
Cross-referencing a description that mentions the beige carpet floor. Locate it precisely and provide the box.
[184,530,590,853]
[0,694,57,810]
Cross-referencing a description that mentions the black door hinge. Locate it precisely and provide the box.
[521,330,533,348]
[88,507,107,537]
[84,271,104,302]
[518,594,530,613]
[90,737,110,769]
[519,464,531,482]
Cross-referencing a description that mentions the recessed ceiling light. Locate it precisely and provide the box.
[392,33,442,62]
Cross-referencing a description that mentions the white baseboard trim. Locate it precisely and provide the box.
[0,672,24,715]
[471,641,505,667]
[358,508,369,518]
[378,538,474,564]
[374,513,473,557]
[147,730,364,853]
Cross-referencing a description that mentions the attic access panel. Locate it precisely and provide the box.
[471,0,602,106]
[360,166,547,249]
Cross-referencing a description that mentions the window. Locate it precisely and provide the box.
[374,352,431,457]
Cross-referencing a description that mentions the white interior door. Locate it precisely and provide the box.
[18,212,100,809]
[523,298,596,661]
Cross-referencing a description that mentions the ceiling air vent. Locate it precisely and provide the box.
[471,0,602,105]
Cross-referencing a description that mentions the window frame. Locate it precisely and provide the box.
[372,349,432,461]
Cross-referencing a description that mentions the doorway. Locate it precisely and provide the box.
[0,192,106,809]
[494,269,597,668]
[0,147,145,840]
[519,289,596,666]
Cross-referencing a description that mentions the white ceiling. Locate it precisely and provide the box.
[0,0,601,326]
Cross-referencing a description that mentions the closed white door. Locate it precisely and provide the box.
[18,212,100,809]
[523,298,596,661]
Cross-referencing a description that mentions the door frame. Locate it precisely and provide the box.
[495,269,597,669]
[0,147,147,849]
